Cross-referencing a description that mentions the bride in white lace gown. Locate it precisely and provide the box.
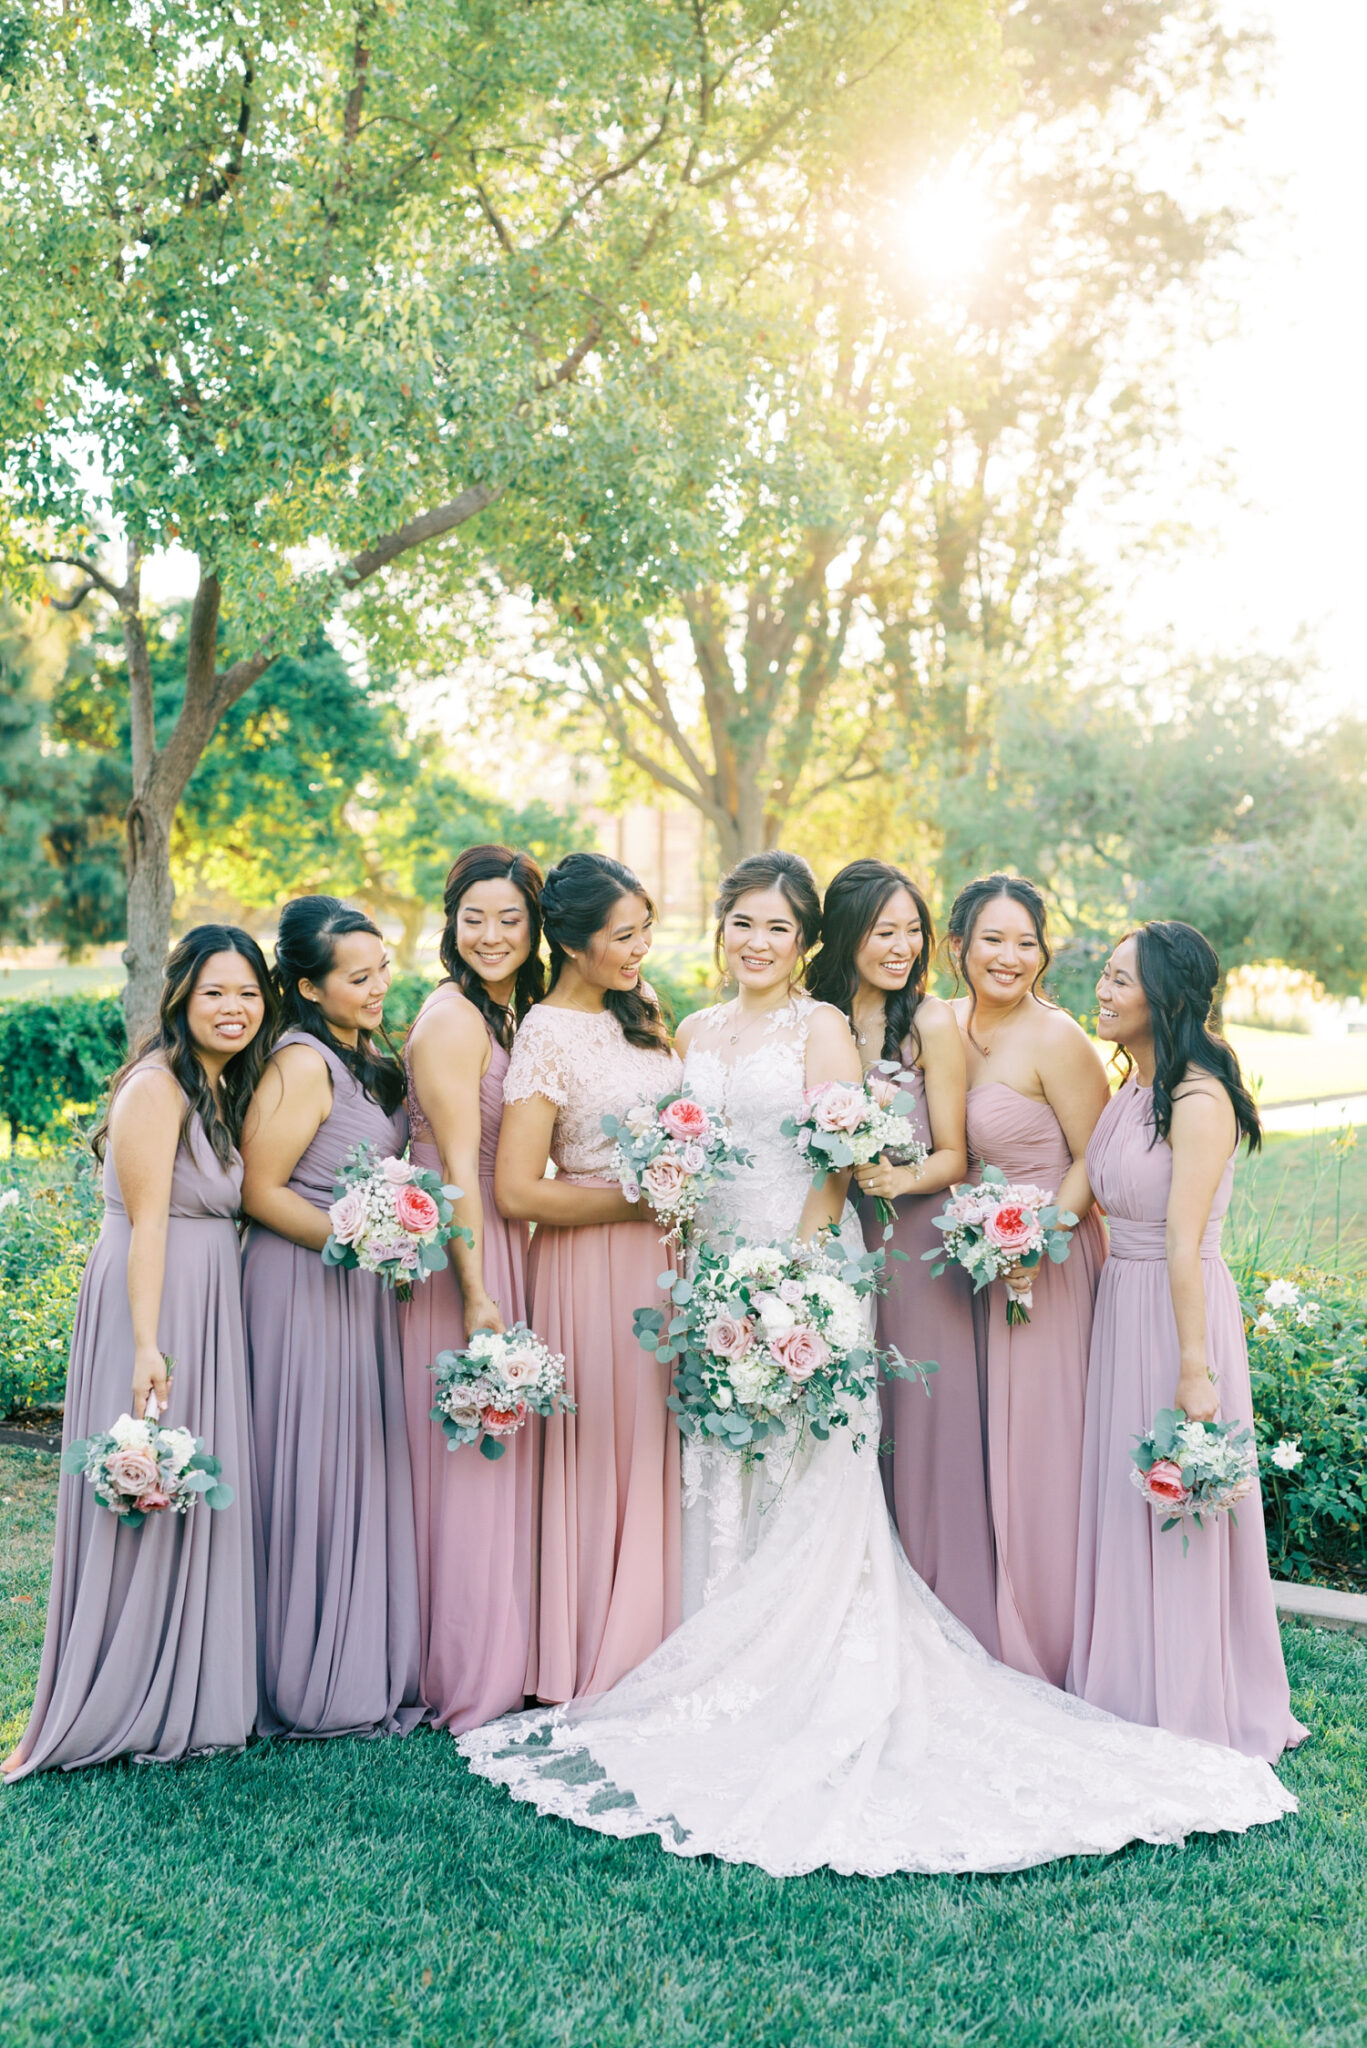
[460,857,1295,1876]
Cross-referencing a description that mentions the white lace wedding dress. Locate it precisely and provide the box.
[459,999,1296,1876]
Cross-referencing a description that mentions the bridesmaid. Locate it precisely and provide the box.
[5,928,273,1779]
[947,873,1109,1687]
[400,844,545,1731]
[1069,921,1305,1759]
[241,897,422,1739]
[495,851,682,1703]
[806,861,996,1653]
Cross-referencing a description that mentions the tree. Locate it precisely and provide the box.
[0,0,995,1029]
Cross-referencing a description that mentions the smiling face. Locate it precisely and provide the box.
[958,894,1043,1008]
[576,891,654,994]
[454,876,533,1000]
[854,887,923,995]
[1096,934,1150,1048]
[721,887,804,996]
[185,950,267,1063]
[300,930,392,1041]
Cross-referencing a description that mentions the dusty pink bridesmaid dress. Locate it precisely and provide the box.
[1069,1078,1305,1760]
[504,1004,682,1703]
[968,1082,1107,1687]
[875,1056,998,1655]
[399,984,538,1732]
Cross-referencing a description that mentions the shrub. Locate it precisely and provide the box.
[0,994,125,1144]
[382,970,439,1044]
[0,1149,104,1415]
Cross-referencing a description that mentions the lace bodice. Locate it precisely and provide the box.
[682,996,835,1247]
[503,1003,681,1181]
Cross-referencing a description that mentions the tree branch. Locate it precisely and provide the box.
[342,482,504,586]
[44,555,129,606]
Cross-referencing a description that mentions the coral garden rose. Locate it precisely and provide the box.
[1143,1459,1188,1507]
[771,1326,831,1381]
[705,1314,755,1360]
[105,1447,162,1497]
[807,1084,866,1135]
[642,1156,688,1208]
[659,1096,712,1142]
[394,1182,441,1234]
[983,1202,1038,1256]
[328,1185,369,1245]
[135,1490,173,1513]
[481,1402,529,1437]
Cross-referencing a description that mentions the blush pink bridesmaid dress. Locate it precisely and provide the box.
[1068,1078,1306,1761]
[504,1005,682,1702]
[967,1082,1107,1687]
[400,984,538,1732]
[875,1056,998,1655]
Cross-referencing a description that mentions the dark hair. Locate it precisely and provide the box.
[437,844,546,1050]
[94,925,277,1166]
[712,850,823,978]
[806,860,935,1063]
[274,896,405,1113]
[946,872,1053,1053]
[1125,921,1261,1152]
[539,851,669,1052]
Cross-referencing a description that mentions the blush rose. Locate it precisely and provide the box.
[659,1097,712,1142]
[394,1183,441,1235]
[1143,1459,1188,1507]
[328,1185,369,1245]
[771,1326,831,1381]
[105,1447,162,1497]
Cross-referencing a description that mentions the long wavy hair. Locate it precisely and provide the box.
[946,872,1054,1054]
[273,896,406,1114]
[94,925,277,1165]
[437,844,546,1049]
[539,851,669,1051]
[1124,920,1261,1152]
[712,849,823,981]
[806,859,935,1063]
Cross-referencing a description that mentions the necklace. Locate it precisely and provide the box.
[726,996,790,1046]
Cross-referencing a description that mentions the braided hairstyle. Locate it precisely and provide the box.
[946,872,1053,1054]
[274,896,405,1113]
[1128,920,1261,1151]
[712,850,823,980]
[437,844,546,1049]
[540,851,670,1051]
[806,859,934,1062]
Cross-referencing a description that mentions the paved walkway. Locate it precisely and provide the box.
[1274,1580,1367,1637]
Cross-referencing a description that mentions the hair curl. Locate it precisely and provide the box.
[437,844,546,1049]
[274,896,405,1113]
[806,860,934,1063]
[1125,920,1261,1152]
[540,851,669,1052]
[946,872,1053,1053]
[712,850,822,981]
[94,925,277,1166]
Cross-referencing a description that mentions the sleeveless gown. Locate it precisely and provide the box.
[1069,1078,1306,1760]
[459,1000,1295,1878]
[967,1082,1107,1686]
[399,984,539,1730]
[242,1032,422,1739]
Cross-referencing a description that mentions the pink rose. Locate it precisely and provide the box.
[380,1156,416,1184]
[807,1083,866,1136]
[659,1097,712,1142]
[771,1326,831,1381]
[135,1489,172,1513]
[481,1402,528,1438]
[105,1447,161,1497]
[705,1314,755,1360]
[642,1156,687,1209]
[866,1072,901,1108]
[394,1183,441,1235]
[678,1142,708,1174]
[983,1202,1038,1257]
[1143,1459,1188,1507]
[328,1185,368,1245]
[501,1350,541,1388]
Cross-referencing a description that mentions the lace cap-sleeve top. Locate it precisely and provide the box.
[503,1003,682,1182]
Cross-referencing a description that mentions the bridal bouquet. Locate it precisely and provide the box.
[1131,1407,1258,1553]
[61,1394,234,1528]
[634,1237,929,1458]
[602,1087,750,1242]
[430,1322,574,1461]
[323,1143,471,1299]
[923,1165,1076,1325]
[781,1072,928,1226]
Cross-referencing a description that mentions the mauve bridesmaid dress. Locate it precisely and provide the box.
[1069,1078,1306,1760]
[967,1082,1107,1688]
[874,1055,998,1655]
[242,1031,422,1739]
[399,984,539,1731]
[9,1080,255,1776]
[503,1004,682,1703]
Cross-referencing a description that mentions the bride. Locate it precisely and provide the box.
[460,852,1296,1877]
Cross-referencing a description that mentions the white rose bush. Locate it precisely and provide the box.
[602,1088,751,1245]
[430,1323,574,1462]
[61,1385,234,1528]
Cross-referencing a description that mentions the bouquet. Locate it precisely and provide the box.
[923,1165,1076,1324]
[430,1322,574,1461]
[602,1088,751,1242]
[61,1391,234,1528]
[1131,1406,1258,1553]
[634,1237,932,1459]
[323,1142,472,1299]
[781,1071,929,1226]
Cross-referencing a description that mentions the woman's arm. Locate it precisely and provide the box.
[408,996,501,1332]
[240,1044,335,1249]
[494,1095,646,1227]
[854,999,967,1205]
[108,1067,183,1418]
[797,1005,864,1241]
[1037,1018,1111,1223]
[1165,1075,1238,1423]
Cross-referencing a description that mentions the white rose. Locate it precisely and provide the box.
[109,1413,148,1448]
[1253,1311,1276,1334]
[161,1427,197,1473]
[1271,1438,1304,1471]
[1263,1279,1300,1311]
[1294,1302,1320,1326]
[756,1294,795,1338]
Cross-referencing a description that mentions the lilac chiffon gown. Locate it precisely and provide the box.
[968,1082,1107,1688]
[9,1083,255,1776]
[242,1032,422,1739]
[399,985,539,1731]
[1069,1079,1306,1760]
[504,1005,682,1703]
[875,1057,998,1655]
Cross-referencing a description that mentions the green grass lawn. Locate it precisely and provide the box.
[3,1448,1367,2048]
[1228,1128,1367,1272]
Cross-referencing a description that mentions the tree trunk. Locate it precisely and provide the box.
[122,792,177,1043]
